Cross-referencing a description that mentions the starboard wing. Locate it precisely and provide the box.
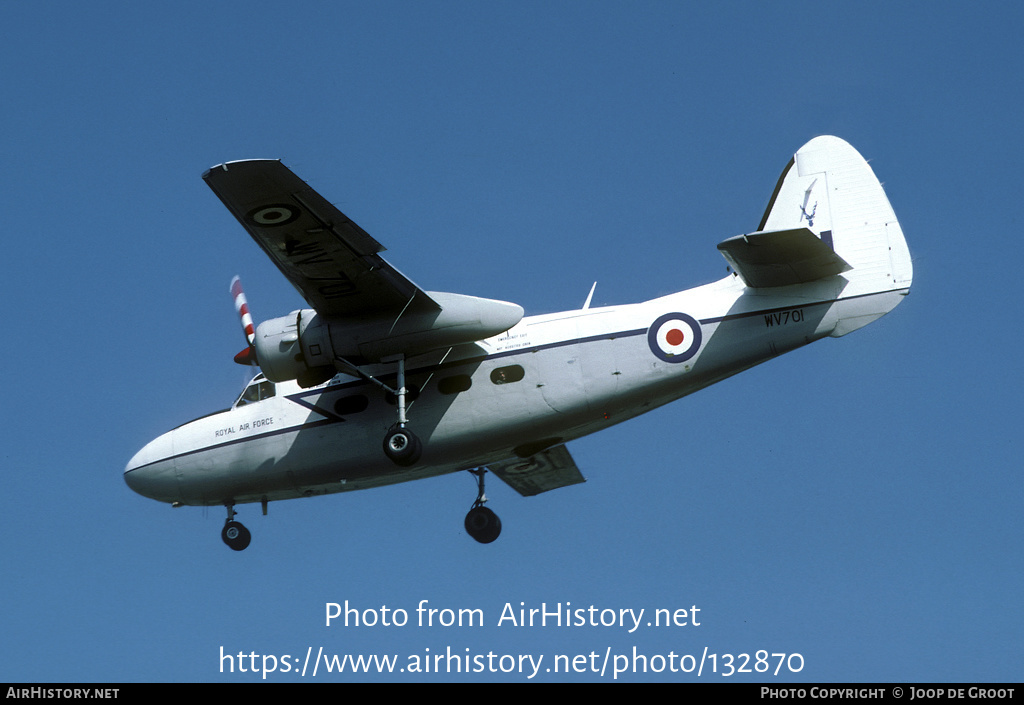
[203,160,440,319]
[489,444,586,497]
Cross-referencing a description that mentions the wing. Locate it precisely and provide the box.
[489,444,586,497]
[203,160,440,318]
[717,227,852,288]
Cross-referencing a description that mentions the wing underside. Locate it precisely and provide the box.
[203,159,439,318]
[489,444,586,497]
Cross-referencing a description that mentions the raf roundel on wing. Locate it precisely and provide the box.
[647,312,702,362]
[246,204,300,227]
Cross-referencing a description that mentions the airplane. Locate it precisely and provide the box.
[124,136,913,551]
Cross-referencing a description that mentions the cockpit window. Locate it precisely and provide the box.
[235,378,276,407]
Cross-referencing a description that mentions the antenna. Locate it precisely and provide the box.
[582,282,597,310]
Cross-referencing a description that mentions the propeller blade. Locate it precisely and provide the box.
[230,276,258,366]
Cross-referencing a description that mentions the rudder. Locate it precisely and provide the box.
[759,136,912,335]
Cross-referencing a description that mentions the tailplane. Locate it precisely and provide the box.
[719,136,912,336]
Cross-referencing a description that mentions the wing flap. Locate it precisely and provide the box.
[717,227,852,288]
[489,444,585,497]
[203,160,440,318]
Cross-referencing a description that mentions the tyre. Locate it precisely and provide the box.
[382,425,422,466]
[221,521,251,551]
[464,506,502,544]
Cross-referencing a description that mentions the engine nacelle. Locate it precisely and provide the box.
[253,293,524,386]
[251,310,326,386]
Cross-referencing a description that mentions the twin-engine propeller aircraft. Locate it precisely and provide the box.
[125,136,912,551]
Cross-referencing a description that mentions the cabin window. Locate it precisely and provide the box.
[438,374,472,394]
[236,379,275,407]
[334,394,369,416]
[490,365,525,385]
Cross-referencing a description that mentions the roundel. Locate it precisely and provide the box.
[647,312,702,363]
[246,204,299,227]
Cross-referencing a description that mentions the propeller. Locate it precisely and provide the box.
[230,275,258,366]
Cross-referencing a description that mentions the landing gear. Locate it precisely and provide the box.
[334,353,423,467]
[383,424,422,466]
[383,355,422,466]
[221,504,251,551]
[465,506,501,543]
[464,468,502,543]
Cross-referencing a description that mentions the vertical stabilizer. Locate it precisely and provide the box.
[759,136,913,335]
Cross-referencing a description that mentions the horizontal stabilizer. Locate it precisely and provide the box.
[489,444,585,497]
[717,227,852,288]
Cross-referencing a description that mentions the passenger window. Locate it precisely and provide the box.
[334,394,369,415]
[438,375,472,394]
[490,365,525,385]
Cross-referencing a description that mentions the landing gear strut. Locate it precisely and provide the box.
[221,503,251,551]
[336,353,423,467]
[381,355,422,466]
[464,468,502,544]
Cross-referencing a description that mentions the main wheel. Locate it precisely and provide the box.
[383,425,422,466]
[221,521,251,551]
[464,506,502,544]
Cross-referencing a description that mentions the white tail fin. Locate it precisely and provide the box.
[759,136,912,335]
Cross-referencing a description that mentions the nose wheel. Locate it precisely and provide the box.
[221,504,251,551]
[464,468,502,543]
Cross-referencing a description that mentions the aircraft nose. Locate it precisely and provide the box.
[124,433,180,503]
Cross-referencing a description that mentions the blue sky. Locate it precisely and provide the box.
[2,2,1020,682]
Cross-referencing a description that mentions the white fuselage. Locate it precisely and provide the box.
[123,273,906,508]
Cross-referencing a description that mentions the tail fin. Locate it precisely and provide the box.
[724,136,912,336]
